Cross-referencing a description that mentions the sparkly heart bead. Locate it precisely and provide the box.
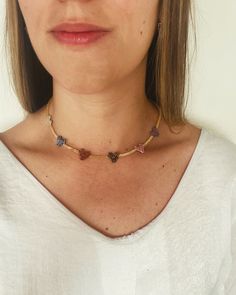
[56,135,66,146]
[79,148,91,160]
[107,152,119,163]
[150,126,160,137]
[135,143,145,153]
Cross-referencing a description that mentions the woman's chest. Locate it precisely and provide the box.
[1,127,199,239]
[13,147,191,239]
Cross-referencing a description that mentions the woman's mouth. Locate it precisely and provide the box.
[51,30,110,45]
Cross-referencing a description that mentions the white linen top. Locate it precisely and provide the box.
[0,127,236,295]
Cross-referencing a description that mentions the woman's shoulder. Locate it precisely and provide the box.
[0,131,18,180]
[0,127,28,184]
[0,132,12,162]
[198,128,236,221]
[0,133,18,202]
[201,127,236,172]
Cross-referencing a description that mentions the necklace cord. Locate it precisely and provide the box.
[46,99,162,162]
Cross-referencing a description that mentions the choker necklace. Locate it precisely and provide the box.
[47,100,161,163]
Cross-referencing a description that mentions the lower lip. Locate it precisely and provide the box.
[51,31,109,45]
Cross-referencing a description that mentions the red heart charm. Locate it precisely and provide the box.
[79,148,91,160]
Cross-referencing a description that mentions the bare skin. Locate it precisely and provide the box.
[0,106,201,239]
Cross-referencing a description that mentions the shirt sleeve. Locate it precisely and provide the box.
[225,175,236,294]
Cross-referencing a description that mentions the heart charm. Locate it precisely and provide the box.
[150,126,160,137]
[135,143,145,154]
[107,152,119,163]
[56,135,66,147]
[79,148,91,160]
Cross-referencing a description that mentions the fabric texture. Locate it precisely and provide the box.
[0,127,236,295]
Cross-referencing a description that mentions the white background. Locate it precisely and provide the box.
[0,0,235,143]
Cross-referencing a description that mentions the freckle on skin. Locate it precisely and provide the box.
[155,202,158,206]
[140,31,143,35]
[162,164,165,168]
[105,227,109,231]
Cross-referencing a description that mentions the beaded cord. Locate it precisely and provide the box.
[47,99,162,163]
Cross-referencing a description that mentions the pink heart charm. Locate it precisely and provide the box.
[135,143,145,154]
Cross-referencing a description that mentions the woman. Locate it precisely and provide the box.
[0,0,235,294]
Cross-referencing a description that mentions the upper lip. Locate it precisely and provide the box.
[50,22,111,32]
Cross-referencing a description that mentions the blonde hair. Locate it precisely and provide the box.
[4,0,196,129]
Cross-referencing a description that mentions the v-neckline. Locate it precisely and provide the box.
[0,127,207,244]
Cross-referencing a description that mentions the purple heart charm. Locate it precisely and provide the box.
[150,126,160,137]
